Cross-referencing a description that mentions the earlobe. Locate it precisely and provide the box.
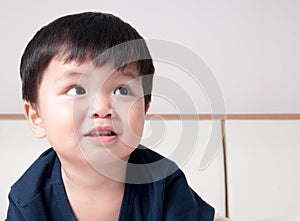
[24,101,46,138]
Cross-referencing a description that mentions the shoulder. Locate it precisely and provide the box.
[135,146,214,221]
[127,145,179,184]
[163,169,215,220]
[8,148,61,206]
[127,145,215,220]
[131,144,168,163]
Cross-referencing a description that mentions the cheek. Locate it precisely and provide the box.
[40,101,79,147]
[127,102,145,138]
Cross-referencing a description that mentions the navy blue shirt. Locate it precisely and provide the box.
[6,146,214,220]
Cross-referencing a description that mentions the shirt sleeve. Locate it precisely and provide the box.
[5,194,27,221]
[163,169,215,221]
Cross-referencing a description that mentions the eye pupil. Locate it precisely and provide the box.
[115,86,129,95]
[119,87,128,95]
[67,86,86,96]
[75,87,86,95]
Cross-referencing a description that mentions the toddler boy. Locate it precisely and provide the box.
[6,12,214,220]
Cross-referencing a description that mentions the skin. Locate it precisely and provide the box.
[24,57,149,220]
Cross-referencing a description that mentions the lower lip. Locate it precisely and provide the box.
[85,135,117,144]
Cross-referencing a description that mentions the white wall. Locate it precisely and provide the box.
[1,0,300,114]
[225,120,300,221]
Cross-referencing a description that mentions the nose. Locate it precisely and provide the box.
[89,93,113,119]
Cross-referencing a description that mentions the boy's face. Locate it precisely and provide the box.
[25,57,148,176]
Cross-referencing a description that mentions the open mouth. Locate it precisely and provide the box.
[85,130,117,137]
[84,127,118,143]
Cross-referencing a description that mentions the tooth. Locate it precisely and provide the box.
[88,130,115,137]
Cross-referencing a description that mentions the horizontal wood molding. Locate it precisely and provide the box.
[0,114,26,120]
[1,114,300,120]
[222,114,300,120]
[146,114,300,120]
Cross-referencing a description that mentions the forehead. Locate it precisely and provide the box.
[44,56,141,80]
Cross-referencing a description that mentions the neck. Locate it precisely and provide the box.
[59,154,128,192]
[59,154,126,221]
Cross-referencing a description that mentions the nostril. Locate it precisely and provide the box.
[91,112,112,119]
[89,96,113,119]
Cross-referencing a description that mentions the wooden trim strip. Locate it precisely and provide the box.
[0,114,26,120]
[223,114,300,120]
[146,114,216,120]
[146,114,300,120]
[0,114,300,120]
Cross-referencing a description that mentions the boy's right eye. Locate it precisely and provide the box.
[66,86,87,96]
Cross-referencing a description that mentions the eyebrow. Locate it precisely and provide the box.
[117,70,139,79]
[65,71,85,77]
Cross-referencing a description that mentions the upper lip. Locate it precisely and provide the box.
[84,126,117,137]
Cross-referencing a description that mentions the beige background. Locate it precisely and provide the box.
[1,0,300,114]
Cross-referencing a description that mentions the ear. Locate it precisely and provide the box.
[24,101,46,138]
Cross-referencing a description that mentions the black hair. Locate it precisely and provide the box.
[20,12,154,107]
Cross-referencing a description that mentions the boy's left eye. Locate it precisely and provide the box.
[114,86,130,96]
